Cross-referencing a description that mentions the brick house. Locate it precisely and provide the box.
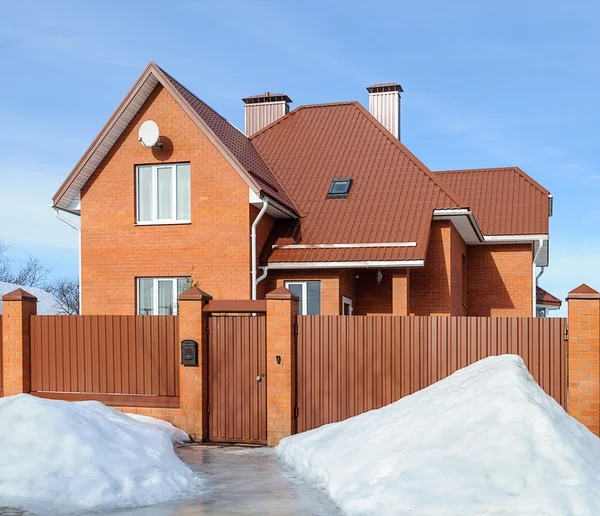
[52,62,555,317]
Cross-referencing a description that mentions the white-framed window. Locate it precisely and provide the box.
[137,277,191,315]
[136,163,191,224]
[284,281,321,315]
[342,296,353,315]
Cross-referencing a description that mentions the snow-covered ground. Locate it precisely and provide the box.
[0,394,200,515]
[277,355,600,516]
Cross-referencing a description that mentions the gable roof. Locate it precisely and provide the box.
[252,101,468,264]
[434,167,550,236]
[52,62,298,216]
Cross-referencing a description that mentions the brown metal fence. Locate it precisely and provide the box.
[30,315,179,407]
[297,315,568,433]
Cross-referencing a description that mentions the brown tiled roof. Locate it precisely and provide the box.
[435,167,549,236]
[159,68,297,214]
[252,101,465,264]
[536,286,562,307]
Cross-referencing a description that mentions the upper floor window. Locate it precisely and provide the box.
[136,163,191,224]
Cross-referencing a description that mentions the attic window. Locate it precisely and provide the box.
[327,178,353,199]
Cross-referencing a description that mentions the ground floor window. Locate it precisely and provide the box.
[284,281,321,315]
[137,277,191,315]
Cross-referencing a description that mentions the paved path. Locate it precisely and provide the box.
[110,444,340,515]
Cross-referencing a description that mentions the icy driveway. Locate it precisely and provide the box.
[109,444,339,515]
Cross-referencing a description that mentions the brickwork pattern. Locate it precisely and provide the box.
[265,290,299,445]
[81,84,252,315]
[392,269,410,316]
[2,296,36,396]
[567,292,600,435]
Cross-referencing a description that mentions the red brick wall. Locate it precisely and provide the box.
[450,224,467,316]
[81,85,252,314]
[410,221,453,316]
[339,269,357,313]
[467,244,533,317]
[355,269,393,315]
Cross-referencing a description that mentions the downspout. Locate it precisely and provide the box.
[532,238,545,317]
[54,207,81,314]
[251,198,269,300]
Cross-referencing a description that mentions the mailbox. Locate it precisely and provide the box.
[181,340,198,366]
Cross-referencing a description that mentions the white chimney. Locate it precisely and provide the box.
[242,92,292,136]
[367,83,403,140]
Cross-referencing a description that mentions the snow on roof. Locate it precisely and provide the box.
[0,282,62,315]
[277,355,600,515]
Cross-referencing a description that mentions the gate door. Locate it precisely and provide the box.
[208,315,267,444]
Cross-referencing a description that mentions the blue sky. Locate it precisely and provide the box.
[1,0,599,314]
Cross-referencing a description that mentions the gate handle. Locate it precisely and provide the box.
[256,374,265,382]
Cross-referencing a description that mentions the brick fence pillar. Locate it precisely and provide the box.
[266,287,299,446]
[392,269,410,316]
[177,286,212,441]
[567,284,600,435]
[2,289,37,396]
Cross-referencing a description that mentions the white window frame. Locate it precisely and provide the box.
[285,281,308,315]
[342,296,353,316]
[137,277,189,315]
[136,163,191,225]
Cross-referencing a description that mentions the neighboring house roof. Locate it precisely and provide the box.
[52,62,298,216]
[536,286,562,308]
[434,167,550,236]
[252,101,467,265]
[0,282,62,315]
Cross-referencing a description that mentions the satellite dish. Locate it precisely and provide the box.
[138,120,160,148]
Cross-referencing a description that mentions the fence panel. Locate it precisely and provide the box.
[0,315,2,397]
[297,316,567,433]
[30,315,179,407]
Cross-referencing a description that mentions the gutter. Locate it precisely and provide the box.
[251,198,269,300]
[54,207,82,314]
[532,238,545,317]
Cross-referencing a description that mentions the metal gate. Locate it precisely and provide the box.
[207,315,267,444]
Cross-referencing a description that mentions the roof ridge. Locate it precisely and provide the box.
[351,102,467,209]
[436,166,549,196]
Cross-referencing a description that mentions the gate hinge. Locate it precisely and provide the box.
[294,323,298,336]
[564,326,569,342]
[206,323,210,336]
[294,406,299,418]
[207,405,210,414]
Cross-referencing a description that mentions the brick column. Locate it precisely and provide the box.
[177,286,212,441]
[266,287,299,446]
[2,289,37,396]
[392,269,410,316]
[567,284,600,435]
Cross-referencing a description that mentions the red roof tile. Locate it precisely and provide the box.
[252,102,465,263]
[536,286,562,307]
[435,167,549,236]
[160,68,297,214]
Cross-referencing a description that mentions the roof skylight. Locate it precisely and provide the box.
[327,178,353,199]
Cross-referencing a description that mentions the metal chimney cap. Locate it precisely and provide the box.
[242,93,293,104]
[366,83,403,94]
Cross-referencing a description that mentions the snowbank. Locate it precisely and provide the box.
[277,355,600,515]
[124,412,190,445]
[0,394,200,514]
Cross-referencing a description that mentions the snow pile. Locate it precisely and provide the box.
[0,281,62,315]
[277,355,600,515]
[0,395,200,514]
[124,412,190,445]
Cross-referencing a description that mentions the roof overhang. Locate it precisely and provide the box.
[432,209,484,244]
[249,189,296,219]
[482,234,549,267]
[53,62,277,215]
[267,260,424,270]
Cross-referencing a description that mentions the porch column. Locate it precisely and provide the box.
[178,286,212,441]
[567,284,600,436]
[392,269,410,316]
[2,289,37,396]
[266,287,299,445]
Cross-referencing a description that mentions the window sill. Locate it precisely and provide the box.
[135,221,191,227]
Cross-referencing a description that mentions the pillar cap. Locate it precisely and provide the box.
[2,288,38,302]
[567,284,600,300]
[266,287,299,300]
[178,286,213,301]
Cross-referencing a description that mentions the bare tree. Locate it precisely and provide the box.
[46,276,79,315]
[0,239,51,288]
